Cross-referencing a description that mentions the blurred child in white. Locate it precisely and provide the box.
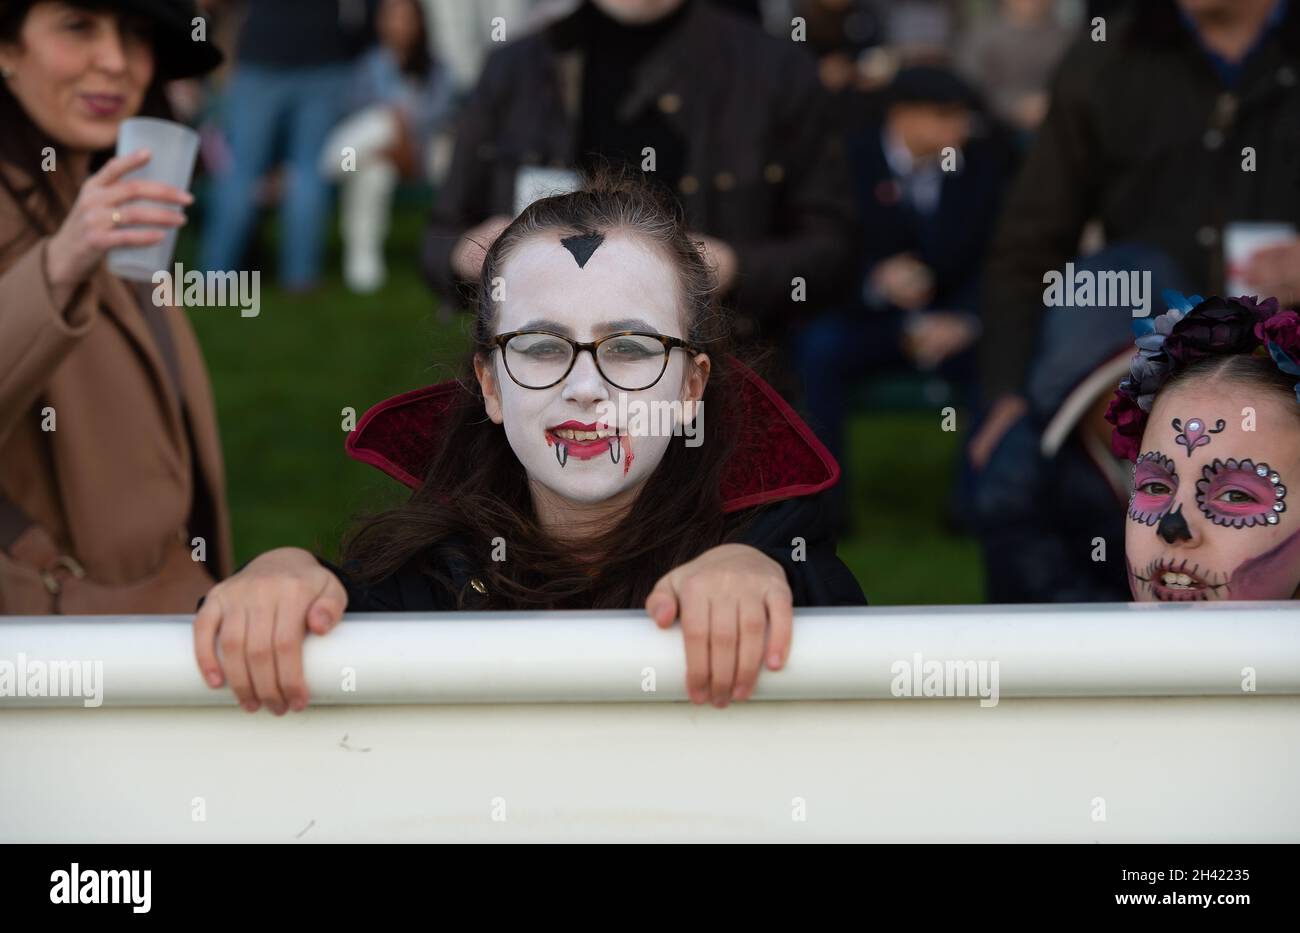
[322,0,456,292]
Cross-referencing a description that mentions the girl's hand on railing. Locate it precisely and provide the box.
[645,544,794,708]
[192,547,347,715]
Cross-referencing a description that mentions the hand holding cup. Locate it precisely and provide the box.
[45,148,192,306]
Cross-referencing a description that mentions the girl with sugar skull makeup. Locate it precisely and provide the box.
[1106,293,1300,601]
[193,173,865,714]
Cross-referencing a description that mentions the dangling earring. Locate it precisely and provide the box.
[0,66,13,80]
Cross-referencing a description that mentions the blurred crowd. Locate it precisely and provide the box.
[179,0,1300,602]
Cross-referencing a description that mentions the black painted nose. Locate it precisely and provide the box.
[1157,504,1192,544]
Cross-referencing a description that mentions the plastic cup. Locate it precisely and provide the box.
[1224,221,1297,298]
[106,117,200,283]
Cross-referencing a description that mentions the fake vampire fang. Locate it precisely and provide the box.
[609,434,622,464]
[555,442,568,467]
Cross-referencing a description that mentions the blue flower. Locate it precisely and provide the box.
[1267,340,1300,405]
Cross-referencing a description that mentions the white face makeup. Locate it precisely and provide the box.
[1125,383,1300,601]
[476,229,707,512]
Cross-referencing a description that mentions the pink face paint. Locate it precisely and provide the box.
[1129,451,1178,526]
[1129,529,1300,601]
[1126,559,1143,600]
[1194,458,1287,529]
[1172,416,1225,457]
[1225,527,1300,599]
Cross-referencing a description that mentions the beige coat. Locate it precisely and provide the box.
[0,163,232,613]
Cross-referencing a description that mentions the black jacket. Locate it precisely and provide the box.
[848,119,1016,314]
[421,0,857,335]
[329,492,865,611]
[336,359,867,611]
[980,0,1300,400]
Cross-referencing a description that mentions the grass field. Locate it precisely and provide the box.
[179,198,984,605]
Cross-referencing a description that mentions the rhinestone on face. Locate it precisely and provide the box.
[1268,513,1280,524]
[1278,486,1288,498]
[1271,473,1281,484]
[1275,502,1286,512]
[1256,465,1269,477]
[1188,419,1202,432]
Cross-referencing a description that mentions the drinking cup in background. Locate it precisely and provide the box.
[1223,221,1297,298]
[107,117,200,282]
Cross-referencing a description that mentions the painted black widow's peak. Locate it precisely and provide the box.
[560,232,605,268]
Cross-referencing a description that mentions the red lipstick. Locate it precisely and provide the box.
[545,421,615,460]
[544,420,636,473]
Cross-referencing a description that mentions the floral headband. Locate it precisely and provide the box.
[1105,291,1300,462]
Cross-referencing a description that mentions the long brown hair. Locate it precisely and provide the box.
[383,0,434,79]
[343,171,754,608]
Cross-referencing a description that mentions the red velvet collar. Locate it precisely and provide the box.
[345,357,839,513]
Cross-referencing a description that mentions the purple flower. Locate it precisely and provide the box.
[1256,309,1300,359]
[1104,389,1146,462]
[1163,297,1270,367]
[1233,294,1280,317]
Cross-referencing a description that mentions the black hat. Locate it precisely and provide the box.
[64,0,224,79]
[886,65,982,111]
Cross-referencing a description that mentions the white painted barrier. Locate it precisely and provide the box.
[1,603,1298,841]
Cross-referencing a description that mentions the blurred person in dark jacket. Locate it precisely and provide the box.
[793,0,888,131]
[970,0,1300,475]
[794,66,1015,480]
[199,0,374,291]
[422,0,857,350]
[795,0,885,90]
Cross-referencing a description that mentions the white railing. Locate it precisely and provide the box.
[3,602,1299,705]
[2,603,1299,842]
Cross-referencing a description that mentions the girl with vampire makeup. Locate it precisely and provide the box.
[192,174,865,714]
[1106,293,1300,601]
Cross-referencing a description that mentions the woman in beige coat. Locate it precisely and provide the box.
[0,0,230,613]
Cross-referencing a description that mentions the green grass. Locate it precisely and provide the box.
[179,198,982,604]
[839,414,984,604]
